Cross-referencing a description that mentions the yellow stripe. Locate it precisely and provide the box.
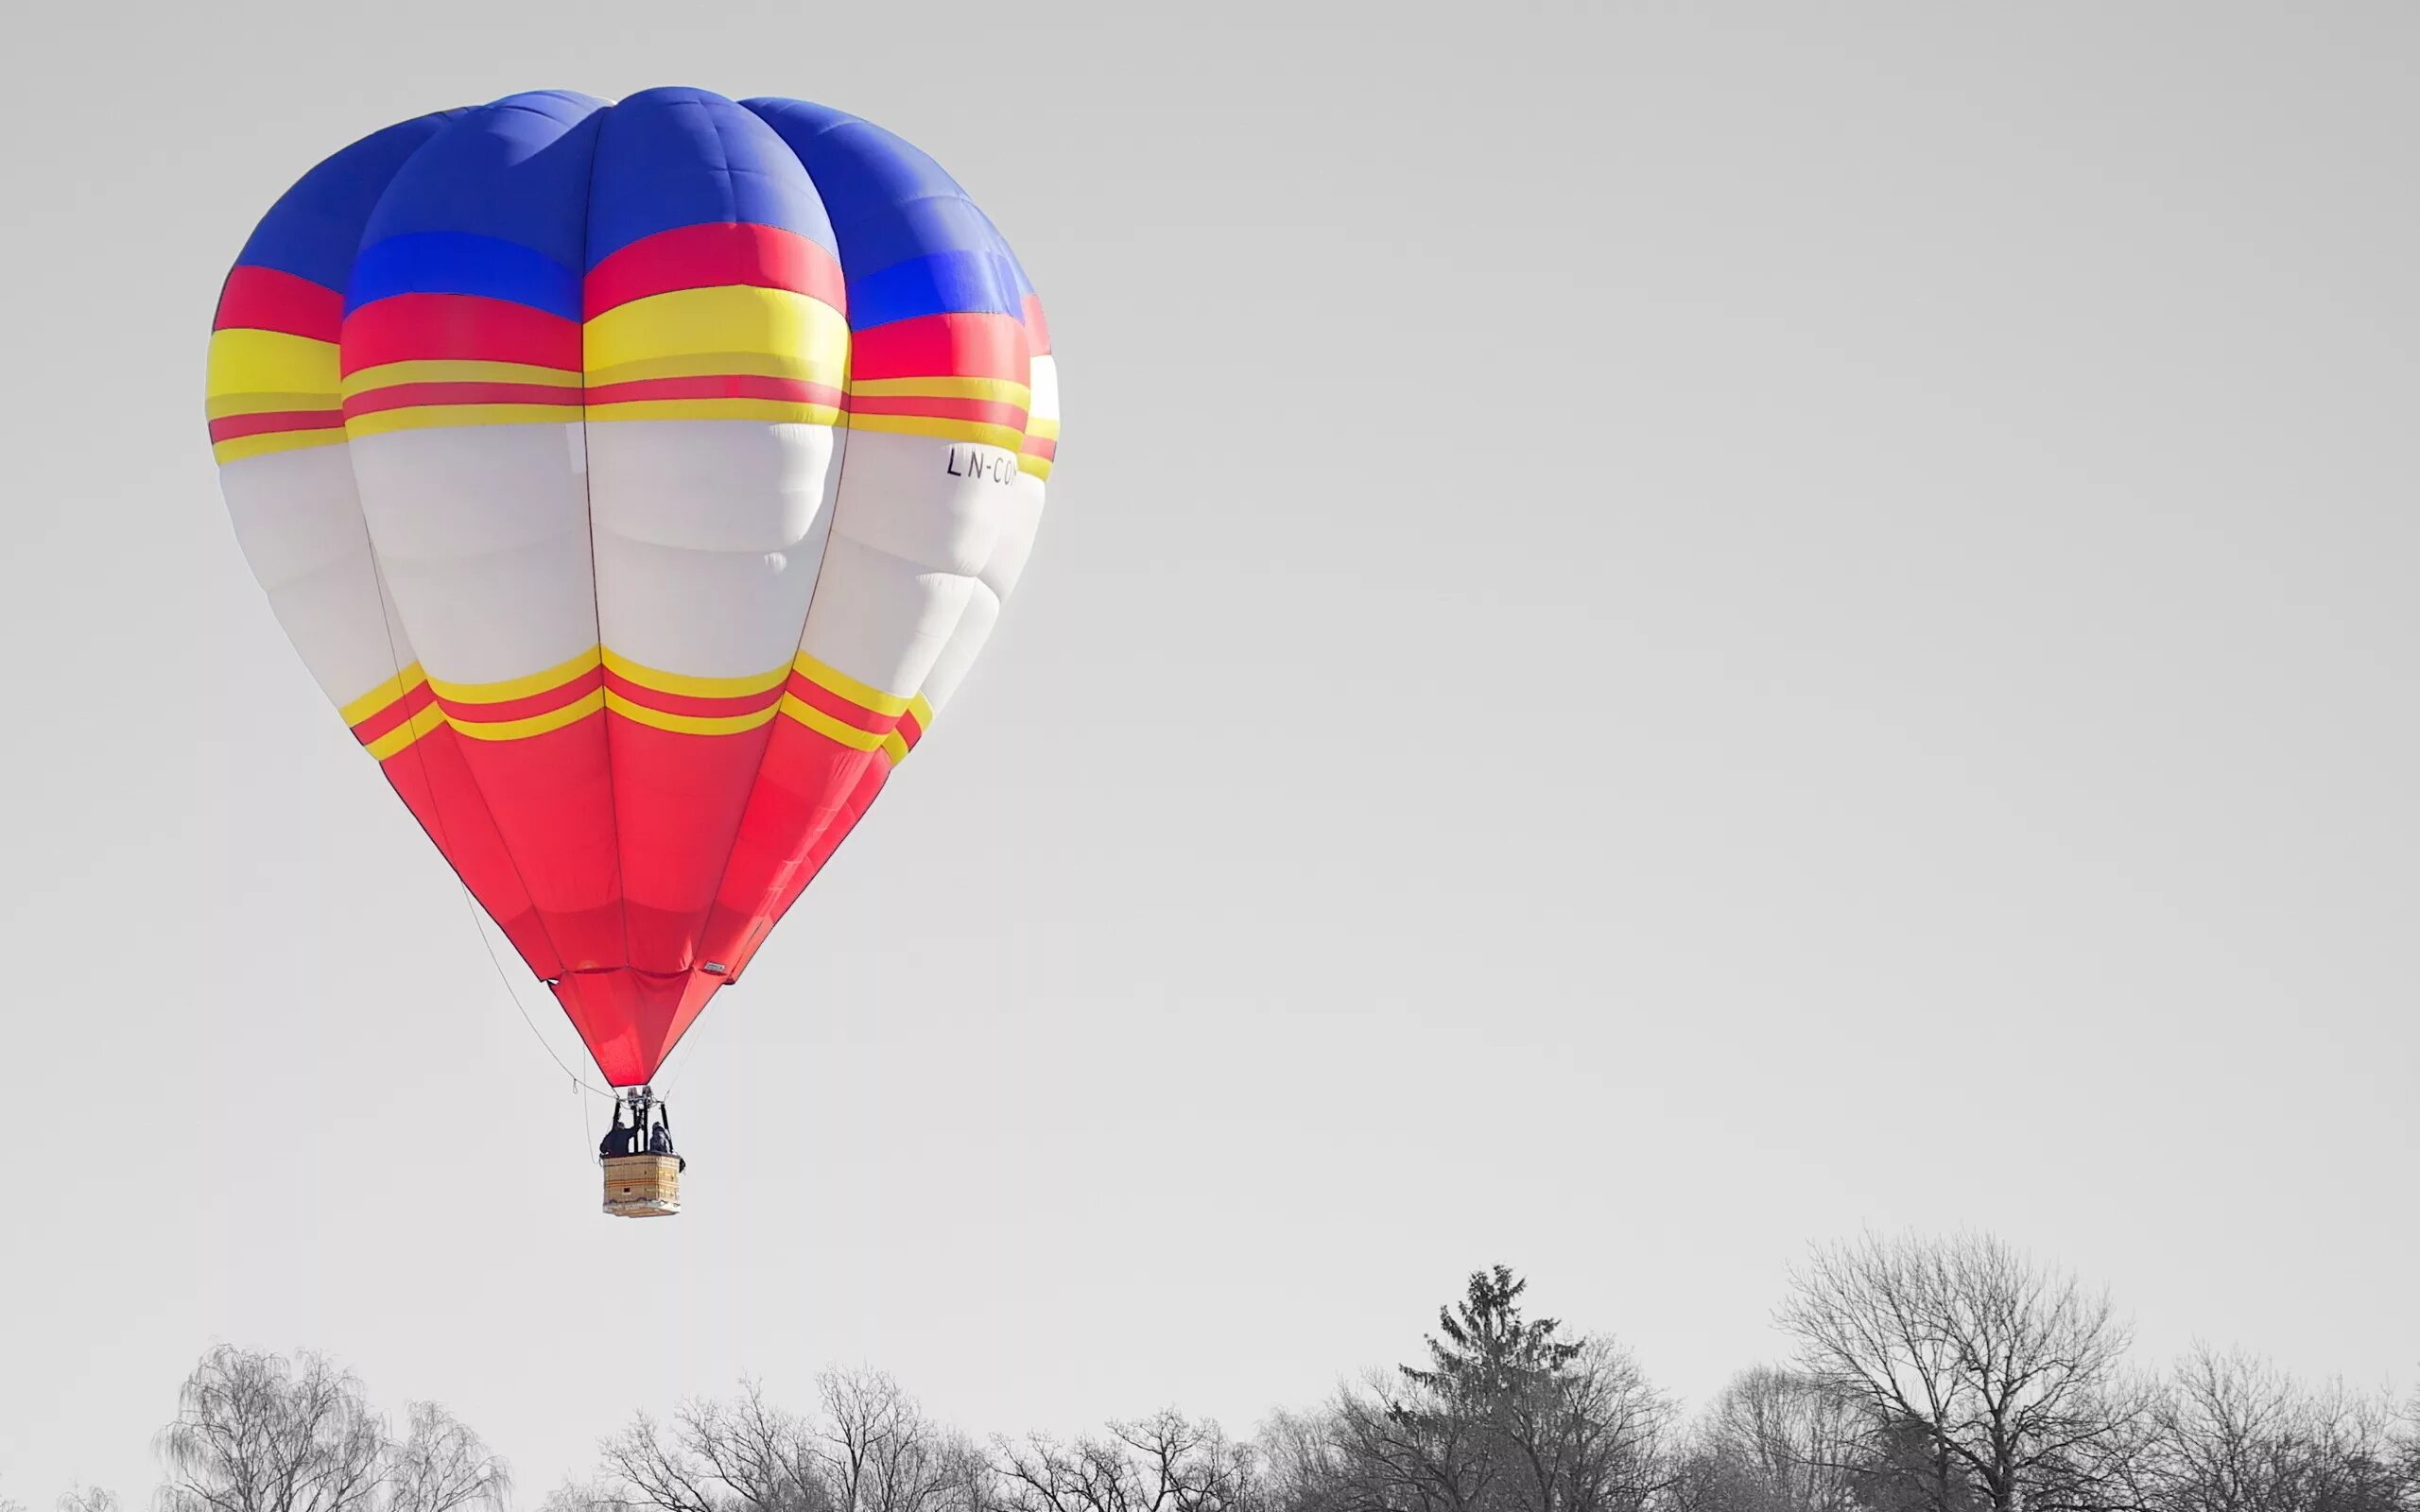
[207,328,338,401]
[600,649,790,699]
[582,350,847,387]
[447,688,606,741]
[1024,416,1061,440]
[848,376,1032,405]
[777,694,889,751]
[842,413,1026,450]
[207,392,340,421]
[364,702,448,761]
[604,691,783,736]
[425,646,602,705]
[344,404,583,437]
[341,662,430,725]
[880,730,909,764]
[340,358,583,397]
[1016,455,1054,479]
[360,653,845,747]
[587,399,842,426]
[908,694,933,730]
[792,651,910,717]
[213,429,350,464]
[584,285,849,375]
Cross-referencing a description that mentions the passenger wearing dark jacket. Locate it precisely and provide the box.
[648,1109,687,1173]
[598,1105,637,1159]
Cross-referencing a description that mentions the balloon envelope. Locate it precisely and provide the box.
[206,89,1060,1086]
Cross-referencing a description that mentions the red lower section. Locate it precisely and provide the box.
[380,727,564,979]
[382,704,904,1087]
[607,715,777,971]
[549,966,724,1088]
[449,714,626,971]
[698,718,891,975]
[724,746,890,980]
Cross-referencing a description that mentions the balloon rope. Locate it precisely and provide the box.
[652,1000,718,1099]
[461,890,614,1171]
[457,882,617,1098]
[579,1074,601,1168]
[356,539,605,1107]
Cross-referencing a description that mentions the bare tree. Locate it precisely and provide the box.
[2400,1390,2420,1511]
[60,1489,123,1512]
[1496,1340,1675,1512]
[1330,1362,1502,1512]
[1680,1367,1862,1512]
[157,1348,389,1512]
[2149,1349,2416,1512]
[597,1376,991,1512]
[819,1368,973,1512]
[995,1412,1260,1512]
[1256,1408,1357,1512]
[599,1384,827,1512]
[2292,1381,2410,1512]
[1777,1231,2154,1512]
[386,1404,510,1512]
[533,1483,623,1512]
[2149,1349,2311,1512]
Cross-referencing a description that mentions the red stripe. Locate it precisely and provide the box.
[438,664,605,726]
[784,671,900,734]
[584,223,847,318]
[845,393,1028,427]
[340,294,583,374]
[1020,436,1058,461]
[350,678,439,745]
[342,380,582,419]
[849,313,1029,383]
[603,668,786,721]
[585,375,844,407]
[895,708,925,748]
[1021,294,1052,356]
[209,408,344,442]
[216,266,344,342]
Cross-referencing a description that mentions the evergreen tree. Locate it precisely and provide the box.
[1399,1265,1583,1411]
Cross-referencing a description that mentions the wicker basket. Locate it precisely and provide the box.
[601,1153,682,1218]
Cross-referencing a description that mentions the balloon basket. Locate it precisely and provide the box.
[601,1154,682,1218]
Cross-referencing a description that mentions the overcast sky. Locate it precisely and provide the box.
[2,0,2414,1500]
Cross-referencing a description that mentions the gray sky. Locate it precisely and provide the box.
[2,0,2414,1499]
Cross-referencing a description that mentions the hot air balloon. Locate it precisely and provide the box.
[203,88,1060,1216]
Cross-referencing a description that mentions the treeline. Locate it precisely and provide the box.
[24,1233,2417,1512]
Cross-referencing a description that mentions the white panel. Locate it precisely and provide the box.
[980,472,1047,602]
[824,431,1012,570]
[799,534,976,694]
[587,420,842,676]
[918,347,1057,715]
[797,429,1016,697]
[1028,353,1061,438]
[346,424,599,683]
[220,442,418,709]
[918,581,1000,715]
[920,472,1046,714]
